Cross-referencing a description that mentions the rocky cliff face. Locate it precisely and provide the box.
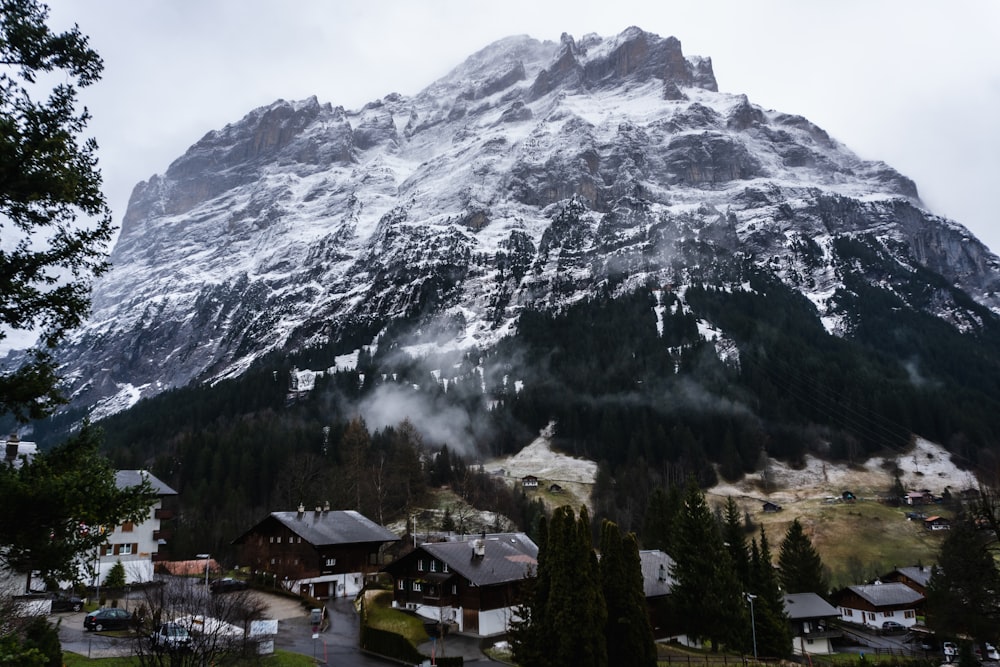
[54,27,1000,416]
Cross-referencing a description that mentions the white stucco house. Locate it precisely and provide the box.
[89,470,177,585]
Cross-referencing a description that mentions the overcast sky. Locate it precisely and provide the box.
[45,0,1000,253]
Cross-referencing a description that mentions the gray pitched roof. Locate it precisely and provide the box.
[270,510,399,546]
[639,550,674,598]
[420,533,538,587]
[115,469,176,495]
[892,566,933,587]
[784,592,839,620]
[847,582,924,606]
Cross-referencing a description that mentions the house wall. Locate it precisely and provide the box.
[385,549,526,637]
[838,604,918,628]
[237,519,383,596]
[90,497,164,585]
[793,634,834,655]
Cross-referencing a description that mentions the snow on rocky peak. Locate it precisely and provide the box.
[46,27,1000,416]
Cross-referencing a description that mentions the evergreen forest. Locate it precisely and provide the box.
[17,262,1000,564]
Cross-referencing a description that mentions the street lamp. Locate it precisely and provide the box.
[746,592,758,660]
[196,553,211,587]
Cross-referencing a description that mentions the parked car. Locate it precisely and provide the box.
[84,607,135,632]
[150,622,192,652]
[943,641,958,662]
[985,643,999,661]
[209,578,249,594]
[47,591,84,613]
[881,620,906,634]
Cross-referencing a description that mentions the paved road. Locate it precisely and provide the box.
[55,591,387,665]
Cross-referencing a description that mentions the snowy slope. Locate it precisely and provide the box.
[49,27,1000,416]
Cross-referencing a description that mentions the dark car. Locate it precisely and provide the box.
[84,607,135,632]
[209,578,249,594]
[150,622,192,652]
[881,621,905,634]
[48,591,84,613]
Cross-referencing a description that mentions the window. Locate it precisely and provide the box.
[119,543,133,555]
[868,612,876,621]
[884,610,894,617]
[397,579,405,590]
[412,582,423,592]
[325,558,336,567]
[276,536,282,544]
[269,537,274,543]
[417,559,424,572]
[904,610,915,618]
[121,521,134,533]
[843,609,853,617]
[451,584,457,595]
[430,560,437,572]
[443,563,449,573]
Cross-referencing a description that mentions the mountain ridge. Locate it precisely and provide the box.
[29,27,1000,435]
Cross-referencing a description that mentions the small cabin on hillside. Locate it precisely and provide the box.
[521,475,538,488]
[923,516,950,531]
[762,501,783,513]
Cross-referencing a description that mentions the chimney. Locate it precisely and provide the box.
[323,500,330,512]
[297,503,305,515]
[4,443,17,462]
[472,539,485,558]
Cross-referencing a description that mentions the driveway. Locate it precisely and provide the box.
[56,590,394,665]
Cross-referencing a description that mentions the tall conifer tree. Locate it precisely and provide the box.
[511,506,607,667]
[778,518,829,596]
[670,480,746,651]
[925,520,1000,642]
[722,496,750,589]
[600,521,656,667]
[749,527,792,658]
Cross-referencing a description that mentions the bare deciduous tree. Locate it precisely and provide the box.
[128,577,269,666]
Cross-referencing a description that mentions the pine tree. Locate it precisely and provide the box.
[749,526,792,658]
[925,520,1000,641]
[643,485,680,553]
[103,559,126,589]
[510,515,548,667]
[511,506,607,667]
[600,520,656,667]
[722,496,750,589]
[0,424,156,592]
[670,479,746,651]
[0,0,115,421]
[778,518,830,596]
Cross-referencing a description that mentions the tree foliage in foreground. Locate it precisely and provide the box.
[511,506,607,667]
[925,519,1000,643]
[599,520,656,667]
[0,0,115,422]
[0,424,157,591]
[669,480,746,651]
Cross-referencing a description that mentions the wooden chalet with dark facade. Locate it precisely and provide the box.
[234,506,398,599]
[880,565,933,596]
[382,533,538,637]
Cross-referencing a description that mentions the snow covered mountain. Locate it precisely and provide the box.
[57,27,1000,417]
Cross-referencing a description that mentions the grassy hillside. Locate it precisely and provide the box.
[712,493,950,589]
